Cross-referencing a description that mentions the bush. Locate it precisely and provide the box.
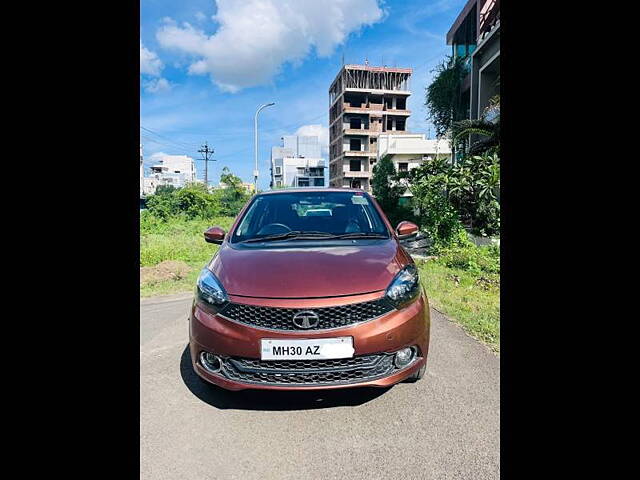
[435,239,500,275]
[144,167,250,221]
[409,153,500,243]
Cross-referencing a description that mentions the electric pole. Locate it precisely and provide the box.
[198,142,215,190]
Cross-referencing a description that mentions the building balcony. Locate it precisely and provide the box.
[343,103,411,116]
[343,170,371,178]
[342,150,375,156]
[344,128,375,135]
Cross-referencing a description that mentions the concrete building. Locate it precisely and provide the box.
[328,64,413,192]
[143,153,197,194]
[270,135,326,188]
[217,181,256,195]
[377,134,451,198]
[447,0,500,123]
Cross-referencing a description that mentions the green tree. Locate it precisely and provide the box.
[451,95,500,156]
[155,184,178,196]
[409,156,464,245]
[371,155,406,225]
[409,152,500,242]
[175,186,218,219]
[145,189,180,219]
[215,167,251,216]
[425,55,469,138]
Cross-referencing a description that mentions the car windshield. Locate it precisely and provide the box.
[231,191,390,243]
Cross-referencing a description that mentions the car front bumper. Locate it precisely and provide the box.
[189,291,430,391]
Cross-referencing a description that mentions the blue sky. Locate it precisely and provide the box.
[140,0,466,190]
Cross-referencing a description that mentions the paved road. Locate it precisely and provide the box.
[140,293,500,480]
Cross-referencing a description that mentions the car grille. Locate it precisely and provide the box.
[219,353,398,386]
[219,298,394,331]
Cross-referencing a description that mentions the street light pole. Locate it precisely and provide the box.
[254,102,275,194]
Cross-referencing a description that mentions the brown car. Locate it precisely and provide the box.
[189,188,430,391]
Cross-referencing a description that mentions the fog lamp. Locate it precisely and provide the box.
[394,347,415,368]
[200,351,222,373]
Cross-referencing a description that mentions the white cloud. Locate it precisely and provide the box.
[295,124,329,156]
[156,0,384,92]
[144,77,172,93]
[140,41,164,76]
[195,11,207,22]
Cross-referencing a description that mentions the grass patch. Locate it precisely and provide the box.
[140,213,235,297]
[417,258,500,352]
[140,268,201,298]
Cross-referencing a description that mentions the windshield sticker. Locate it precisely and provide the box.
[351,195,369,205]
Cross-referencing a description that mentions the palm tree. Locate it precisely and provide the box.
[451,95,500,156]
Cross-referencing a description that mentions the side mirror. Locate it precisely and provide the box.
[396,221,419,240]
[204,226,226,245]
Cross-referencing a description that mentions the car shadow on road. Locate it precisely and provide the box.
[179,345,390,411]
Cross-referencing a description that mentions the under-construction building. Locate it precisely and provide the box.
[328,64,412,191]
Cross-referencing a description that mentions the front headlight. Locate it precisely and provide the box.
[196,268,228,310]
[386,264,420,308]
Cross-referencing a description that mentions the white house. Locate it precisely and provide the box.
[271,135,326,188]
[376,134,452,197]
[142,153,197,194]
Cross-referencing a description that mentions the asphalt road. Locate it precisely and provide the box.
[140,293,500,480]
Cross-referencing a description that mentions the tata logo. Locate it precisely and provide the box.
[292,311,320,329]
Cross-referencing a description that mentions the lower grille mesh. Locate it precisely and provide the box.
[219,353,398,386]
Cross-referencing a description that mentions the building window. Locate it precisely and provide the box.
[398,162,408,172]
[349,118,361,129]
[314,178,324,186]
[298,179,309,187]
[350,160,361,171]
[396,119,406,131]
[349,138,361,151]
[275,166,281,175]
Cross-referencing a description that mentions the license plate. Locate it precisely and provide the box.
[260,337,354,360]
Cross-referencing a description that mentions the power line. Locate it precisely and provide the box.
[140,126,201,149]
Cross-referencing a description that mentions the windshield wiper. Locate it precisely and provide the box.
[240,231,336,243]
[329,232,389,239]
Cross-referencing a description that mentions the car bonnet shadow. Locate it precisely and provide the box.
[179,345,390,411]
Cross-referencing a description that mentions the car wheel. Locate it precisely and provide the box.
[405,363,426,383]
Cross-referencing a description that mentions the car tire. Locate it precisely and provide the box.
[405,362,426,383]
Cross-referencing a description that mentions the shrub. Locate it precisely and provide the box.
[144,167,250,221]
[435,239,500,275]
[409,153,500,243]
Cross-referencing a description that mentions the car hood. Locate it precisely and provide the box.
[209,240,410,298]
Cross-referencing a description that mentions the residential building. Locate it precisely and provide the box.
[270,135,326,188]
[143,153,197,194]
[447,0,500,123]
[241,182,256,195]
[142,176,158,196]
[328,64,413,192]
[216,181,256,195]
[377,134,451,197]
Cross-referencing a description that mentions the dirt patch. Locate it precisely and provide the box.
[140,261,192,285]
